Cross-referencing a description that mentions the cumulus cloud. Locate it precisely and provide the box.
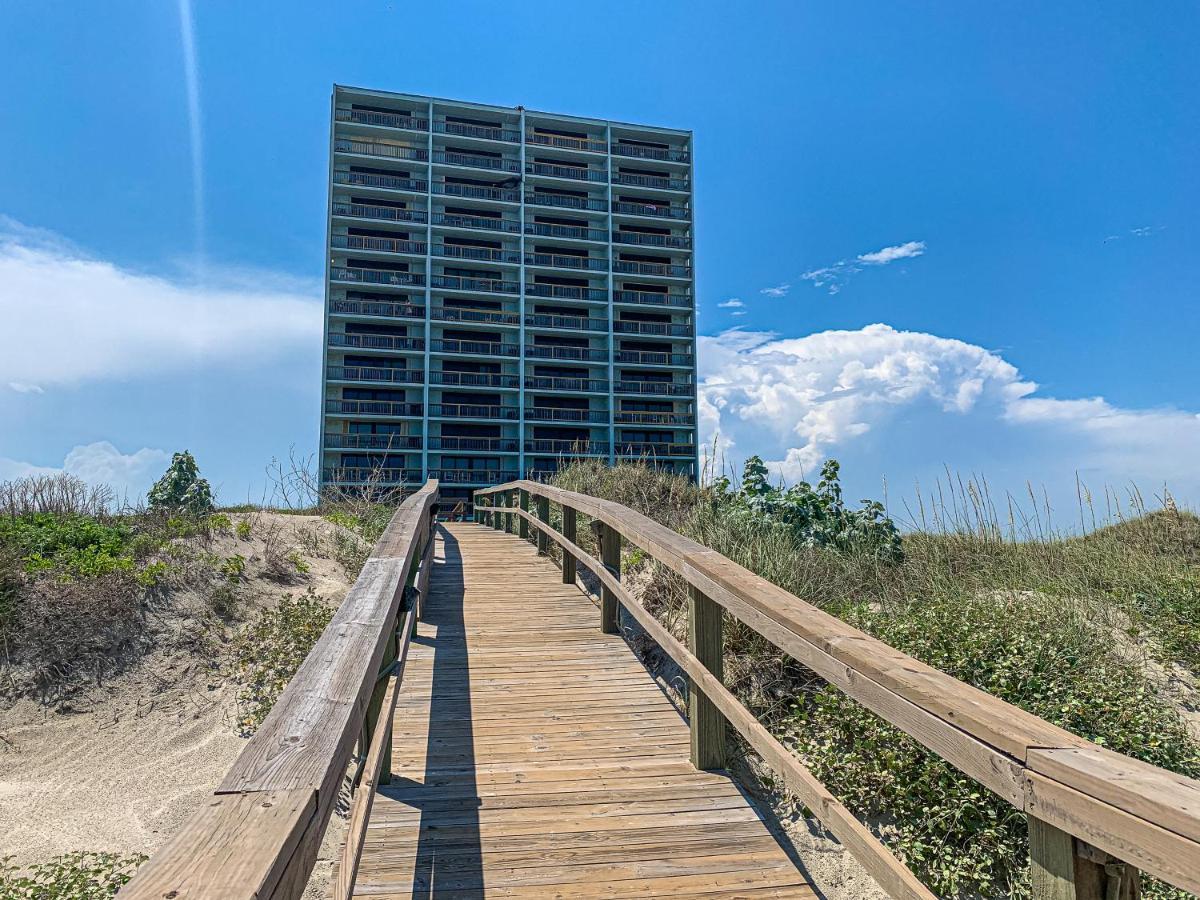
[0,220,321,391]
[0,442,170,500]
[718,298,745,309]
[760,283,791,297]
[857,240,925,265]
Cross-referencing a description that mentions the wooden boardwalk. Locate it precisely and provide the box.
[353,522,817,898]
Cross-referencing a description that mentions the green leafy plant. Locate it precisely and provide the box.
[286,549,310,575]
[147,451,214,517]
[207,512,233,533]
[220,554,246,583]
[0,851,146,898]
[235,519,252,540]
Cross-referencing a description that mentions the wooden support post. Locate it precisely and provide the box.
[561,505,576,585]
[506,489,517,534]
[364,619,400,787]
[535,495,549,555]
[493,493,503,530]
[688,583,726,770]
[518,489,529,539]
[595,521,620,634]
[1029,816,1082,900]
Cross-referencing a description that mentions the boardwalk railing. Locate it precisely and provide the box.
[474,479,1200,900]
[121,481,439,900]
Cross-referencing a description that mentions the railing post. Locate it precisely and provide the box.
[506,488,517,534]
[688,584,726,770]
[1029,818,1136,900]
[493,492,503,530]
[593,521,620,634]
[535,495,549,555]
[561,505,576,585]
[518,488,529,539]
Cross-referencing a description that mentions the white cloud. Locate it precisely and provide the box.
[0,220,321,391]
[760,283,791,297]
[8,382,44,394]
[730,310,747,317]
[698,324,1200,505]
[0,442,170,501]
[857,240,926,265]
[718,298,745,309]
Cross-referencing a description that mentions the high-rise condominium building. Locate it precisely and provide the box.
[319,87,697,512]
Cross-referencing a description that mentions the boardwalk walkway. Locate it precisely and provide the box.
[353,522,817,898]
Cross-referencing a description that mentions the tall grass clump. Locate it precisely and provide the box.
[551,458,1200,899]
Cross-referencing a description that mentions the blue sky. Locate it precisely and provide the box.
[1,1,1197,522]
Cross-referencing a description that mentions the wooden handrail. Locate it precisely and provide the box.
[121,481,440,900]
[474,479,1200,898]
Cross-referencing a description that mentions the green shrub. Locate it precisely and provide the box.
[0,513,134,580]
[147,450,213,517]
[0,852,145,898]
[286,550,310,575]
[220,554,246,583]
[235,519,252,540]
[207,513,233,534]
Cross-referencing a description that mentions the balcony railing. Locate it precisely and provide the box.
[524,284,607,302]
[428,437,519,452]
[333,171,427,193]
[616,442,696,457]
[614,380,694,396]
[612,200,690,220]
[334,139,428,162]
[614,411,695,426]
[434,244,521,264]
[330,298,424,319]
[434,149,520,173]
[331,266,425,288]
[610,143,691,163]
[332,235,427,255]
[614,350,694,366]
[524,376,609,393]
[525,345,609,362]
[433,182,520,203]
[333,202,428,225]
[611,172,690,191]
[429,468,519,484]
[429,372,521,389]
[613,261,691,278]
[524,193,608,212]
[327,365,424,385]
[612,231,692,250]
[434,121,520,142]
[325,399,423,417]
[431,306,520,326]
[525,161,607,183]
[613,289,693,308]
[335,108,428,131]
[428,403,519,420]
[328,333,425,352]
[525,253,608,272]
[323,433,423,450]
[323,466,422,485]
[524,439,610,455]
[525,407,610,424]
[433,211,521,233]
[525,132,607,153]
[431,273,518,294]
[524,222,607,242]
[430,338,520,357]
[614,320,694,337]
[525,313,608,332]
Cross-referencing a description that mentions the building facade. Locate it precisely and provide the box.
[320,87,697,511]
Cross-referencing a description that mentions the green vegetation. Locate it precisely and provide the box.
[146,450,213,517]
[552,458,1200,899]
[0,852,145,899]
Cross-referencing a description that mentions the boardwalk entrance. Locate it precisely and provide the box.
[354,522,817,898]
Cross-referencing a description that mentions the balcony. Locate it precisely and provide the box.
[525,161,607,183]
[434,121,520,142]
[614,380,694,397]
[323,467,423,485]
[330,298,424,319]
[333,202,428,225]
[431,273,518,295]
[431,306,520,326]
[525,132,607,153]
[610,172,690,191]
[613,290,693,309]
[333,170,427,193]
[613,261,691,278]
[616,442,696,457]
[332,235,427,256]
[433,182,520,203]
[328,333,424,352]
[614,411,695,426]
[525,345,609,363]
[335,139,428,163]
[525,407,609,424]
[433,149,520,173]
[327,365,424,385]
[430,338,520,357]
[524,284,607,302]
[429,436,519,452]
[524,193,607,212]
[433,211,521,233]
[434,244,521,264]
[525,376,609,393]
[612,200,689,220]
[612,232,692,250]
[524,222,607,242]
[614,350,694,367]
[331,266,425,289]
[525,313,608,332]
[428,403,519,420]
[323,433,423,450]
[325,399,423,417]
[610,143,690,164]
[429,372,520,389]
[525,252,608,272]
[335,108,428,131]
[614,321,694,337]
[429,468,520,484]
[524,439,610,455]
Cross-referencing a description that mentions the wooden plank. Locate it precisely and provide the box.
[597,519,621,633]
[1029,815,1079,900]
[562,504,577,585]
[688,583,725,771]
